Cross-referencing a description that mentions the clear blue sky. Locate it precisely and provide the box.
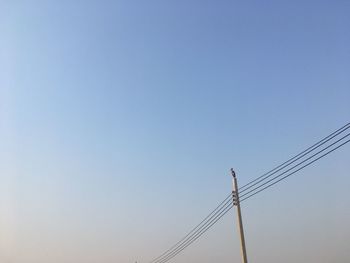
[1,1,349,262]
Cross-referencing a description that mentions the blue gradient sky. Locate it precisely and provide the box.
[1,1,350,262]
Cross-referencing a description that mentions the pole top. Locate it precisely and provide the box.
[230,168,236,178]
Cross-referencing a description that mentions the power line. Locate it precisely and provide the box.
[239,122,350,192]
[240,137,350,203]
[151,196,232,263]
[148,193,232,263]
[240,132,350,199]
[155,200,234,263]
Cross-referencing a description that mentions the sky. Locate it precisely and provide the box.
[1,0,350,262]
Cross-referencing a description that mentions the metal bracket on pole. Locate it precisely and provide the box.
[231,168,248,263]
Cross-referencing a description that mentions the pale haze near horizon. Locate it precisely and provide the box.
[1,1,350,263]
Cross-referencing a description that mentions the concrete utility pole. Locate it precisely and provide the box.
[231,168,248,263]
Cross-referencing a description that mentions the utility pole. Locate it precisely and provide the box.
[231,168,248,263]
